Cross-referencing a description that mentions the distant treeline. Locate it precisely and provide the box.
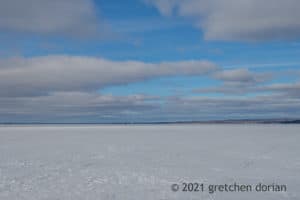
[1,119,300,125]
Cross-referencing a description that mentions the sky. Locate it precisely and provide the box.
[0,0,300,123]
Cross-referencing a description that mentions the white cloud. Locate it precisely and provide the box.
[2,91,300,122]
[262,82,300,91]
[194,68,272,94]
[258,82,300,98]
[162,94,300,120]
[213,68,269,83]
[0,91,160,122]
[0,0,107,37]
[0,55,218,97]
[146,0,300,41]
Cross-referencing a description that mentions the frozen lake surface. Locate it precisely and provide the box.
[0,125,299,200]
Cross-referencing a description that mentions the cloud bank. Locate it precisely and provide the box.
[1,91,300,123]
[0,55,299,122]
[146,0,300,41]
[0,56,217,97]
[0,0,105,37]
[195,69,272,94]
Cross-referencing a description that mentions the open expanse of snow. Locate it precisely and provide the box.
[0,125,299,200]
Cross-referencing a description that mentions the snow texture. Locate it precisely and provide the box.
[0,125,299,200]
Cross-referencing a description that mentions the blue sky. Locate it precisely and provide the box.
[0,0,300,122]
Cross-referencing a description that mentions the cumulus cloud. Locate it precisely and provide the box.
[214,68,270,83]
[0,0,107,37]
[0,55,298,122]
[0,92,160,123]
[1,91,300,123]
[258,82,300,98]
[261,82,300,92]
[146,0,300,41]
[0,56,218,97]
[195,68,272,94]
[162,95,300,120]
[195,68,299,97]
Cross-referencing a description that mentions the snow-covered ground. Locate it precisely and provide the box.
[0,125,299,200]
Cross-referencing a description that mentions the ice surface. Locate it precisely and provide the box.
[0,125,299,200]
